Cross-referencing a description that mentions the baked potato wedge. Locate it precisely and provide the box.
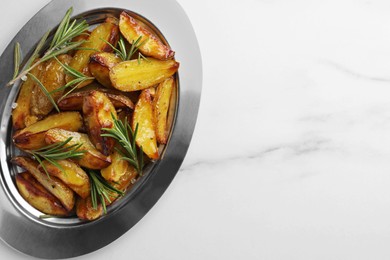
[13,111,83,150]
[45,129,111,169]
[31,54,72,117]
[119,11,175,60]
[101,151,138,204]
[41,160,90,199]
[132,89,159,159]
[12,60,42,130]
[66,20,119,88]
[16,172,69,216]
[76,196,103,221]
[89,52,121,88]
[109,58,179,92]
[58,85,134,111]
[68,31,90,56]
[12,156,75,211]
[154,77,175,144]
[101,150,138,183]
[83,90,117,155]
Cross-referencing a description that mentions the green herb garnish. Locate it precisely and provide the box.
[52,57,94,101]
[101,115,144,174]
[26,137,85,177]
[8,7,89,86]
[101,36,147,63]
[13,43,21,80]
[27,72,60,113]
[88,170,124,214]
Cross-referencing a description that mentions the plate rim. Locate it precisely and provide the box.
[0,0,202,258]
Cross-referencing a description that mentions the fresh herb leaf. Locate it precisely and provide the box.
[88,170,124,214]
[27,73,60,113]
[101,114,144,174]
[53,57,94,101]
[13,43,21,80]
[102,36,147,62]
[7,7,89,86]
[26,137,86,177]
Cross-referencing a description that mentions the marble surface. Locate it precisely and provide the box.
[2,0,390,259]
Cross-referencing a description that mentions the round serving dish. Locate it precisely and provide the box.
[0,0,202,258]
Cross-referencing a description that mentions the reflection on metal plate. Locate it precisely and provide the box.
[0,0,202,258]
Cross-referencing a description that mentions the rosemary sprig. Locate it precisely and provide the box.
[102,36,147,62]
[8,7,89,86]
[101,115,144,174]
[13,43,21,79]
[52,57,94,101]
[88,170,124,214]
[28,73,60,113]
[49,8,88,49]
[26,137,85,177]
[25,31,50,69]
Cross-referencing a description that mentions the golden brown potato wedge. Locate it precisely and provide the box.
[101,151,138,204]
[89,52,121,88]
[45,129,111,169]
[16,172,69,216]
[41,160,90,199]
[119,11,175,60]
[13,112,83,150]
[109,58,179,92]
[12,157,75,211]
[132,89,159,159]
[66,21,119,88]
[68,31,90,56]
[101,150,137,183]
[31,54,72,117]
[154,77,175,144]
[105,16,119,26]
[76,196,103,221]
[83,90,117,155]
[12,61,42,130]
[58,87,134,111]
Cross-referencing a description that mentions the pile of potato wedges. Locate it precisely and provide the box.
[11,11,179,221]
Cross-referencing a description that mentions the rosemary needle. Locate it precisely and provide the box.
[8,7,89,86]
[26,137,86,177]
[13,43,21,80]
[101,115,144,174]
[88,170,124,214]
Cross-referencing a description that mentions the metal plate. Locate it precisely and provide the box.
[0,0,202,258]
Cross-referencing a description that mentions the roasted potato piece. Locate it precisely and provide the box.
[109,58,179,92]
[58,86,134,111]
[12,157,75,211]
[31,54,72,117]
[12,61,42,130]
[45,129,111,169]
[89,52,121,88]
[16,172,69,216]
[76,196,103,221]
[119,11,175,60]
[41,160,90,199]
[66,21,119,88]
[101,151,138,204]
[154,77,175,144]
[132,89,159,159]
[83,91,117,155]
[101,151,138,184]
[68,31,90,56]
[13,112,83,150]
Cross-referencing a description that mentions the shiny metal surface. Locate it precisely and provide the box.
[0,0,202,258]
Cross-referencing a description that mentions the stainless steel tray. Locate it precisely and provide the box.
[0,0,202,258]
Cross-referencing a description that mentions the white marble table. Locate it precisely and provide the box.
[2,0,390,259]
